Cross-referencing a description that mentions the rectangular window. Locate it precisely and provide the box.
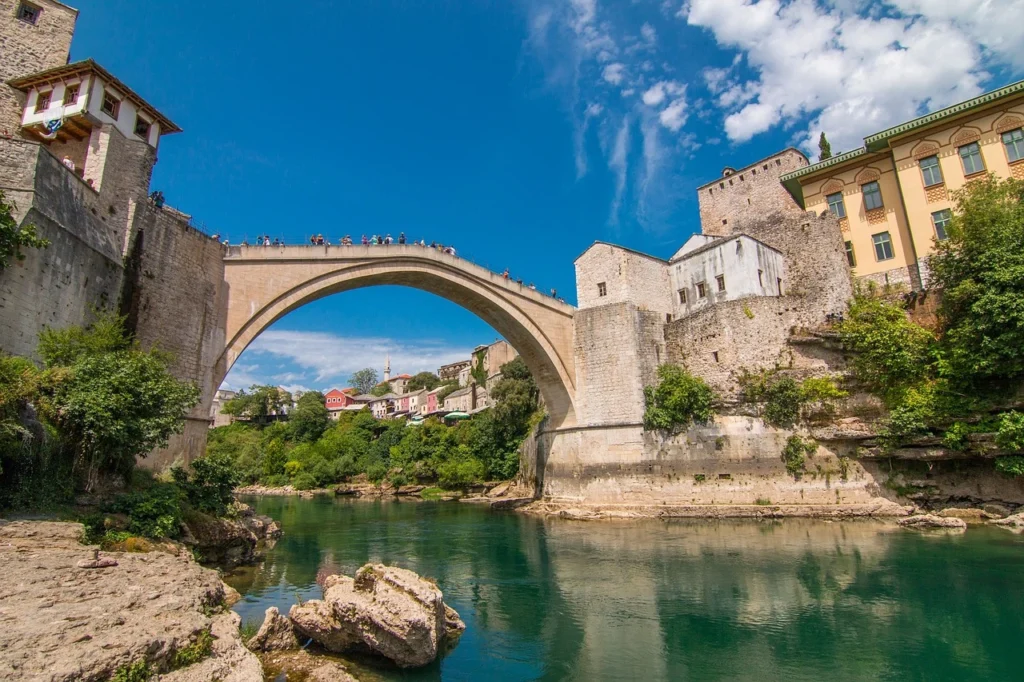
[696,282,707,298]
[62,84,79,106]
[34,90,51,113]
[1003,128,1024,163]
[597,282,606,297]
[861,181,883,211]
[932,209,952,241]
[919,154,943,187]
[959,142,984,175]
[134,115,151,138]
[844,241,856,267]
[101,91,120,119]
[677,289,687,304]
[716,274,725,292]
[17,2,40,24]
[826,191,846,219]
[872,232,894,261]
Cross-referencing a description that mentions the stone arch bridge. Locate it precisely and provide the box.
[218,244,578,428]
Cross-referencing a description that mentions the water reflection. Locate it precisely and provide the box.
[227,497,1024,681]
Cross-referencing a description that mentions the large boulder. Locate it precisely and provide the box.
[293,564,464,668]
[289,599,361,653]
[180,511,259,567]
[247,607,300,652]
[992,512,1024,532]
[897,514,967,530]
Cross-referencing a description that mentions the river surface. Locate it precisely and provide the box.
[226,496,1024,681]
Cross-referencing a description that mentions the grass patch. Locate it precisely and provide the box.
[170,629,213,669]
[754,498,772,506]
[111,660,152,682]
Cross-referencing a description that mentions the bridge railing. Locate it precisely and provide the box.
[222,243,574,310]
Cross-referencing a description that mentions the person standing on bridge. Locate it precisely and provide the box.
[529,282,536,290]
[274,238,280,246]
[398,233,406,245]
[503,269,509,280]
[264,236,270,246]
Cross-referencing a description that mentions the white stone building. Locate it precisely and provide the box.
[668,234,784,319]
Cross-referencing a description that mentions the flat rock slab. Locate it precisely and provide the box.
[897,514,968,530]
[0,520,261,682]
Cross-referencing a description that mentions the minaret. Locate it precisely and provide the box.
[383,353,391,382]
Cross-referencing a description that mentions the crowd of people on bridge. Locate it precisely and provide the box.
[215,231,563,301]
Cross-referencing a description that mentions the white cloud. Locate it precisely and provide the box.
[680,0,1020,153]
[642,83,667,106]
[607,115,632,224]
[641,22,657,43]
[602,62,626,85]
[222,330,474,392]
[659,98,688,131]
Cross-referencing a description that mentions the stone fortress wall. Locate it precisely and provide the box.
[0,1,223,467]
[536,148,870,510]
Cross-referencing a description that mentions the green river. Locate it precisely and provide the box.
[226,496,1024,681]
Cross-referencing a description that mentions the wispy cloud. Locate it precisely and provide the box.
[222,330,475,393]
[523,0,695,231]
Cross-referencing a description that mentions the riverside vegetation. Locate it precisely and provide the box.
[0,309,261,556]
[210,356,541,491]
[642,176,1024,481]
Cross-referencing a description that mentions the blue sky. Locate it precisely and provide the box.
[70,0,1022,394]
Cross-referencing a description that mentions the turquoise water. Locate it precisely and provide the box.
[227,496,1024,681]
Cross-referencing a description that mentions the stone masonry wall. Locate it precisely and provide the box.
[573,302,664,426]
[0,0,78,136]
[697,148,809,237]
[125,204,227,469]
[0,138,123,358]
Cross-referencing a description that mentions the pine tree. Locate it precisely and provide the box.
[818,132,832,161]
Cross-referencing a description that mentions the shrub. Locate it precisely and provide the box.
[762,377,803,428]
[781,436,816,478]
[995,456,1024,478]
[800,377,848,413]
[837,293,934,401]
[292,472,317,490]
[996,411,1024,453]
[878,383,939,449]
[942,422,971,451]
[643,364,715,431]
[0,189,50,269]
[111,660,152,682]
[171,452,239,517]
[109,484,183,539]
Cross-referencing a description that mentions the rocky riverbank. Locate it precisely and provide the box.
[237,479,529,501]
[0,520,262,681]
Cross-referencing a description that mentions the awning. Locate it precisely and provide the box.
[444,411,471,420]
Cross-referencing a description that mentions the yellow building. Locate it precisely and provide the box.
[781,79,1024,288]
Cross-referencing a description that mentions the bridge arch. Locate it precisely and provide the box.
[218,245,577,428]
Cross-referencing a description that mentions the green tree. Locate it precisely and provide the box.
[288,390,330,442]
[643,364,715,431]
[0,189,49,269]
[222,385,287,424]
[407,372,441,391]
[837,292,934,403]
[818,132,832,161]
[928,176,1024,389]
[370,381,391,397]
[36,314,200,489]
[349,368,379,395]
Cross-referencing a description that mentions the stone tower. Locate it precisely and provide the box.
[383,353,391,382]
